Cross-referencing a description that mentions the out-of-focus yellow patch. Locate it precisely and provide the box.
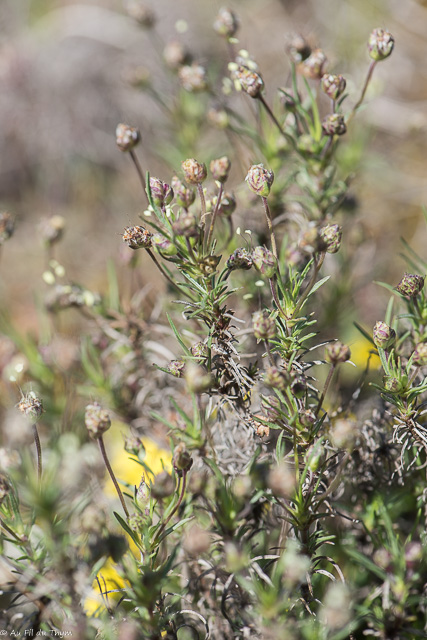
[348,336,380,370]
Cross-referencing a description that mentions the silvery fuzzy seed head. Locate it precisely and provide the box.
[322,113,347,136]
[181,158,208,184]
[325,341,351,364]
[151,470,175,499]
[172,212,199,238]
[252,246,277,278]
[286,33,311,63]
[178,63,208,92]
[396,272,424,298]
[235,66,264,98]
[213,7,239,38]
[122,225,153,250]
[152,233,177,256]
[0,211,15,245]
[115,123,141,152]
[84,402,111,439]
[163,40,189,70]
[18,391,44,423]
[173,442,193,472]
[300,48,327,79]
[252,310,276,341]
[321,74,346,101]
[246,164,274,197]
[210,156,231,183]
[368,28,395,61]
[40,215,66,246]
[125,1,156,27]
[149,177,174,207]
[319,224,342,254]
[373,321,396,349]
[216,192,236,216]
[226,247,253,271]
[191,342,209,360]
[207,107,229,129]
[413,343,427,366]
[167,359,186,378]
[171,176,196,208]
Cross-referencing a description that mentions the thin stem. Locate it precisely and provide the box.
[197,183,207,226]
[262,196,278,259]
[146,248,179,291]
[316,364,336,415]
[258,94,284,136]
[205,182,224,250]
[129,150,148,204]
[348,60,377,125]
[32,424,42,482]
[154,469,187,544]
[98,436,129,519]
[264,340,275,367]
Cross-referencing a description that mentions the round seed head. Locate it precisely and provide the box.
[171,176,196,208]
[299,409,316,429]
[246,164,274,197]
[213,7,239,38]
[373,321,396,349]
[321,74,346,101]
[300,48,327,79]
[319,224,342,254]
[226,247,253,271]
[85,402,111,439]
[252,246,277,278]
[181,158,207,184]
[122,225,153,250]
[322,113,347,136]
[368,28,395,61]
[286,33,311,63]
[252,310,276,341]
[396,273,424,298]
[210,156,231,183]
[116,123,141,152]
[235,66,264,98]
[178,64,208,92]
[18,391,44,423]
[325,341,351,365]
[173,442,193,472]
[149,177,174,207]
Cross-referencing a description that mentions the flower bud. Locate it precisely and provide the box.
[210,156,231,183]
[122,225,153,250]
[18,391,44,423]
[149,177,173,208]
[226,247,253,271]
[235,66,264,98]
[322,113,347,136]
[163,40,189,70]
[264,366,291,391]
[178,64,208,92]
[373,321,396,349]
[173,442,193,472]
[306,442,325,472]
[207,107,229,129]
[199,255,221,276]
[246,164,274,197]
[85,402,111,439]
[136,476,150,508]
[213,7,239,38]
[286,33,311,63]
[0,474,10,505]
[383,375,406,393]
[152,233,177,256]
[252,310,276,341]
[128,512,145,532]
[171,176,196,208]
[116,123,140,152]
[125,1,155,27]
[252,246,277,278]
[319,224,342,254]
[300,49,327,79]
[0,211,15,245]
[124,434,145,457]
[396,273,424,298]
[172,212,199,238]
[325,341,351,365]
[368,28,395,62]
[181,158,207,185]
[40,215,66,246]
[216,192,236,216]
[321,74,346,101]
[191,342,209,360]
[413,343,427,366]
[299,409,316,429]
[151,470,175,499]
[167,360,186,378]
[291,375,307,398]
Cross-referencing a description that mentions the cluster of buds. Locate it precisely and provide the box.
[191,342,209,360]
[213,7,239,39]
[252,246,277,278]
[246,164,274,197]
[286,33,311,64]
[319,224,342,254]
[325,341,351,365]
[116,123,141,152]
[226,247,253,271]
[322,113,347,136]
[395,273,424,298]
[210,156,231,183]
[173,442,193,473]
[181,158,207,185]
[167,359,186,378]
[85,402,111,439]
[300,49,327,79]
[18,391,44,423]
[171,176,196,208]
[234,66,264,98]
[368,28,395,62]
[373,321,396,349]
[149,177,174,208]
[122,225,153,250]
[178,63,208,92]
[0,211,15,245]
[321,74,346,101]
[252,310,276,341]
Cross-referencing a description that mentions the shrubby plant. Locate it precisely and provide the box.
[0,4,426,640]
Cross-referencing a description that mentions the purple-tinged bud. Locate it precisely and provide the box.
[178,64,208,92]
[181,158,207,185]
[207,107,229,129]
[216,192,236,216]
[246,164,274,197]
[152,233,177,256]
[171,176,196,208]
[319,224,342,254]
[167,360,186,378]
[125,1,155,27]
[325,341,351,365]
[0,474,10,505]
[261,395,281,421]
[172,212,199,238]
[252,246,277,278]
[173,442,193,472]
[40,215,66,246]
[396,273,424,298]
[226,247,253,271]
[413,343,427,366]
[291,375,307,398]
[85,402,111,439]
[286,33,311,63]
[149,177,173,207]
[151,470,175,499]
[264,367,291,391]
[124,434,145,457]
[235,66,264,98]
[373,321,396,349]
[163,40,189,70]
[322,113,347,136]
[213,7,239,38]
[383,375,406,393]
[18,391,44,423]
[321,74,346,101]
[122,225,153,250]
[252,310,276,341]
[116,123,141,152]
[368,28,395,62]
[136,476,150,508]
[299,409,316,429]
[210,156,231,183]
[0,211,15,245]
[300,49,327,79]
[191,342,209,360]
[128,512,145,532]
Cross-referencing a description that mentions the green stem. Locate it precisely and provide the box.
[293,253,325,318]
[154,470,187,544]
[262,196,278,260]
[129,150,148,204]
[316,364,336,415]
[32,424,42,482]
[348,60,377,125]
[197,183,207,226]
[98,436,129,519]
[205,182,224,250]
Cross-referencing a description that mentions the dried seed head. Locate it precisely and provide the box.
[264,366,291,391]
[40,215,66,246]
[319,224,342,254]
[413,343,427,366]
[125,1,156,27]
[216,192,236,216]
[252,310,276,341]
[213,7,239,38]
[396,272,424,298]
[255,422,270,438]
[122,225,153,250]
[149,177,174,208]
[178,64,208,92]
[325,341,351,364]
[18,391,44,423]
[268,462,296,497]
[173,442,193,472]
[115,123,141,152]
[207,107,229,129]
[0,474,10,505]
[171,176,196,208]
[373,321,396,349]
[252,246,277,278]
[235,66,264,98]
[226,247,253,271]
[0,211,15,245]
[163,40,189,70]
[321,74,346,101]
[124,434,145,457]
[151,471,175,499]
[167,359,186,378]
[300,48,327,79]
[191,342,209,360]
[152,233,177,256]
[172,212,199,238]
[246,164,274,198]
[210,156,231,183]
[286,33,311,63]
[322,113,347,136]
[368,28,395,62]
[85,402,111,439]
[181,158,207,185]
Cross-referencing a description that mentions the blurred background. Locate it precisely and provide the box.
[0,0,426,343]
